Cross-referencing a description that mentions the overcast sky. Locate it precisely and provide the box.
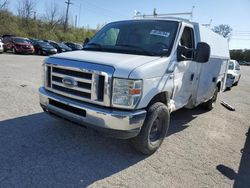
[8,0,250,49]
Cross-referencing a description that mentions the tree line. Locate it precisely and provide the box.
[0,0,96,43]
[230,50,250,62]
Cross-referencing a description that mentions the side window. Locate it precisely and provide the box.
[228,61,234,70]
[235,62,240,70]
[180,27,194,58]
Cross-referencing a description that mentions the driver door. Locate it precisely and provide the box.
[172,25,199,110]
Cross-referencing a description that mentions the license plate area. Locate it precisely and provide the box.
[49,99,86,117]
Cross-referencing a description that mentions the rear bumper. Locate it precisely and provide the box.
[39,87,146,139]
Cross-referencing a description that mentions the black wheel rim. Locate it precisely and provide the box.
[149,117,163,143]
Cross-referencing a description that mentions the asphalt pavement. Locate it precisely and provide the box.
[0,54,250,188]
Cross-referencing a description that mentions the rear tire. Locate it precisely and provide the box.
[131,102,170,155]
[203,87,218,110]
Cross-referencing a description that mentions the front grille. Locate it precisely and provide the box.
[45,65,106,105]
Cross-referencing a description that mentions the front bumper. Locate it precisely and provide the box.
[39,87,146,139]
[16,48,34,54]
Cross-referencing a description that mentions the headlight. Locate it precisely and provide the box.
[112,78,142,109]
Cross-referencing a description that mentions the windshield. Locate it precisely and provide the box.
[83,20,179,56]
[13,38,30,44]
[75,44,82,49]
[58,43,70,49]
[38,42,53,48]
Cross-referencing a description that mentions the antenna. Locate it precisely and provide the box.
[190,6,195,21]
[202,19,213,28]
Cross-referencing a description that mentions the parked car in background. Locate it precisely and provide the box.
[33,41,57,55]
[0,38,3,53]
[226,60,241,89]
[3,37,34,54]
[29,38,39,45]
[239,61,250,66]
[64,42,82,51]
[47,41,72,53]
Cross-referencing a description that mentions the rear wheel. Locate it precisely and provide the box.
[131,102,170,155]
[203,87,218,110]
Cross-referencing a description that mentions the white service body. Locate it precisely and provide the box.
[39,18,230,139]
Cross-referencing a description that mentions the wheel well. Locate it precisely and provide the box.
[148,92,168,107]
[217,82,221,92]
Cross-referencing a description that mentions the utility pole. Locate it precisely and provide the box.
[64,0,73,32]
[33,11,36,20]
[75,15,77,28]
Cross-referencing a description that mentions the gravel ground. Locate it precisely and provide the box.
[0,54,250,188]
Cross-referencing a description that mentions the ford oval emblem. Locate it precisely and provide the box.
[62,77,77,87]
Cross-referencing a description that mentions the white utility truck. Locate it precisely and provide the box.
[39,16,230,154]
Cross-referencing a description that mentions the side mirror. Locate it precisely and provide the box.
[195,42,210,63]
[83,38,90,46]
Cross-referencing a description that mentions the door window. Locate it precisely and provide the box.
[228,61,234,70]
[180,27,194,58]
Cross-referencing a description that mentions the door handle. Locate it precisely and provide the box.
[190,73,194,81]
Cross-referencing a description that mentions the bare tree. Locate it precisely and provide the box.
[213,24,233,40]
[0,0,8,10]
[18,0,36,22]
[44,1,62,30]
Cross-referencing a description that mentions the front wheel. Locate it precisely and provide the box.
[131,102,170,155]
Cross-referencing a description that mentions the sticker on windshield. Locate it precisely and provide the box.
[150,30,170,38]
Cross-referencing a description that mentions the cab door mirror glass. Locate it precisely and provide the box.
[195,42,210,63]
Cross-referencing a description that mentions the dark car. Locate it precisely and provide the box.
[239,61,250,66]
[33,41,57,55]
[64,42,82,51]
[3,37,34,54]
[47,41,72,53]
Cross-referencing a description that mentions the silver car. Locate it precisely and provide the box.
[226,60,241,89]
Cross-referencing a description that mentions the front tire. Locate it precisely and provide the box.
[131,102,170,155]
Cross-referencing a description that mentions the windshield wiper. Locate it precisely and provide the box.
[116,44,153,56]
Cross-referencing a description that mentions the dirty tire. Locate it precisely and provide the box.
[203,87,218,110]
[131,102,170,155]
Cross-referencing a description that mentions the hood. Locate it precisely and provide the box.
[51,50,161,78]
